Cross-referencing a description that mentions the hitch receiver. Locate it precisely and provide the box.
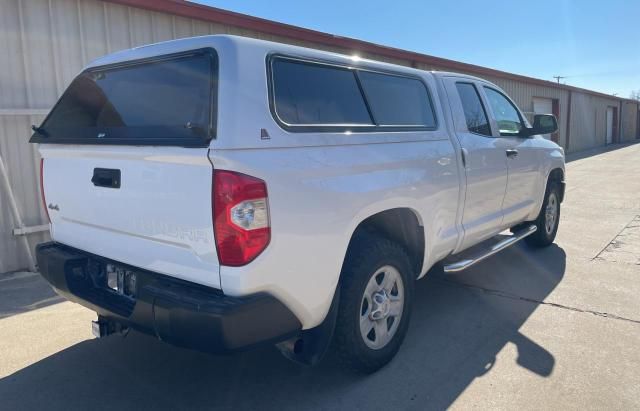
[91,319,111,338]
[91,316,127,338]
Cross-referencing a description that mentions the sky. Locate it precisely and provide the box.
[194,0,640,98]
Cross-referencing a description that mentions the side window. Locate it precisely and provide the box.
[455,82,492,136]
[358,71,436,127]
[271,59,373,125]
[483,87,524,136]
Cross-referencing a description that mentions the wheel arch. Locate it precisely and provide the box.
[547,167,565,202]
[343,207,425,279]
[279,206,425,365]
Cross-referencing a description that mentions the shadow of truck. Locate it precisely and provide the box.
[0,242,565,410]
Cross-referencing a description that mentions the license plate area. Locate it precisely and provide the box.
[65,257,137,317]
[106,264,137,299]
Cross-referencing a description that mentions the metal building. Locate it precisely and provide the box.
[1,0,639,273]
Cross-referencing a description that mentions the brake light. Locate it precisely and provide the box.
[40,159,50,223]
[213,170,270,266]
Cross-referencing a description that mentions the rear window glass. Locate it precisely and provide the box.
[358,71,436,127]
[33,50,216,145]
[271,59,373,125]
[455,82,492,136]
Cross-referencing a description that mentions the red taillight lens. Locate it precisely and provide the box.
[40,158,50,223]
[213,170,270,266]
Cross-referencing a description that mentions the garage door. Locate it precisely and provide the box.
[533,97,554,140]
[606,107,614,144]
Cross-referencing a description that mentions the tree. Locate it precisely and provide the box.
[630,90,640,101]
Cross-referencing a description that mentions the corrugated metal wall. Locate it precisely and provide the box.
[621,101,639,142]
[0,0,638,272]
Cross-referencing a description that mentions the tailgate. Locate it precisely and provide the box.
[32,48,221,288]
[40,145,220,289]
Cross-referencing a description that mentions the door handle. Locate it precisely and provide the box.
[91,168,121,188]
[506,149,519,158]
[461,148,468,168]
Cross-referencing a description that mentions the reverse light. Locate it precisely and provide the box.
[213,170,270,266]
[40,158,50,223]
[230,199,269,230]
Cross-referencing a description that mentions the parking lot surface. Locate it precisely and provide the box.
[1,143,639,410]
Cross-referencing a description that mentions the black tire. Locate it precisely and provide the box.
[525,181,561,247]
[332,233,414,373]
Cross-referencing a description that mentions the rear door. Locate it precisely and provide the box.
[443,77,508,250]
[33,49,221,288]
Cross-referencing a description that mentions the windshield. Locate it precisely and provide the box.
[32,49,217,146]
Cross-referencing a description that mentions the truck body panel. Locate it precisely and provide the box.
[33,35,565,349]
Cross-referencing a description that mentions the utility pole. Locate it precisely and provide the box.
[553,76,566,84]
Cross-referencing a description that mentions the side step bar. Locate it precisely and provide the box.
[443,225,537,273]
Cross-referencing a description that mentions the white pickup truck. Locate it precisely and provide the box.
[32,35,564,373]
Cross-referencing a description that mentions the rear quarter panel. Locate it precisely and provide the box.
[211,138,459,328]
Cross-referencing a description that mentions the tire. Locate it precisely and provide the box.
[525,181,561,247]
[332,233,414,373]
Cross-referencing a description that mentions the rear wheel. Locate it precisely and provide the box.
[525,181,561,247]
[333,234,414,373]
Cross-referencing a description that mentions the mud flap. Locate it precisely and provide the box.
[277,287,340,366]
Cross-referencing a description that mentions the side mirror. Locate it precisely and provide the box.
[520,114,558,137]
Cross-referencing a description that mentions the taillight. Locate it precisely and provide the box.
[213,170,270,266]
[40,158,50,223]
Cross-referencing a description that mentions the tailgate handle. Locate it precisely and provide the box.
[91,168,121,188]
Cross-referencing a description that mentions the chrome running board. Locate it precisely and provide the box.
[443,225,537,273]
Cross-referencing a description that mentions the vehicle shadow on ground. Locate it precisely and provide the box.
[0,243,565,410]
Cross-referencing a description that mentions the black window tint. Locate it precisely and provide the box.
[272,59,372,125]
[483,87,524,136]
[39,51,215,143]
[358,71,436,127]
[455,82,492,136]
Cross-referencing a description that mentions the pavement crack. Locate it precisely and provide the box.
[592,215,640,261]
[435,277,640,325]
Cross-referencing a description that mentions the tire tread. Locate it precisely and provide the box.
[332,233,414,373]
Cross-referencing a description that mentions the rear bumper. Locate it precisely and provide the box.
[36,242,301,353]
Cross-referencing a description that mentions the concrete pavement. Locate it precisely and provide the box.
[1,142,639,410]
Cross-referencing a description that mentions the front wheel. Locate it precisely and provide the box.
[525,182,561,247]
[332,234,414,373]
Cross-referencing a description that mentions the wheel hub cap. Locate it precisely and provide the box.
[359,265,405,350]
[370,290,391,320]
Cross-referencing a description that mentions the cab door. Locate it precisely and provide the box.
[481,86,543,227]
[443,77,508,250]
